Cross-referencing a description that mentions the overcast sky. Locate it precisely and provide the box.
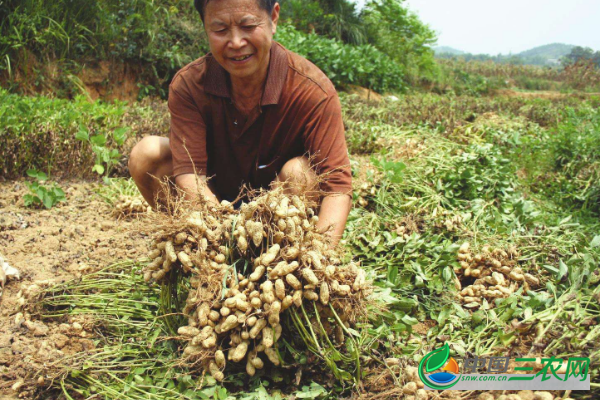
[355,0,600,54]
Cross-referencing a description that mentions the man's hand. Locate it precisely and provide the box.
[316,194,352,247]
[175,174,220,205]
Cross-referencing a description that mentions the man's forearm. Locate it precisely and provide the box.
[175,174,219,205]
[316,194,352,246]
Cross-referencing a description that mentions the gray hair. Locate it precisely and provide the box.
[194,0,278,22]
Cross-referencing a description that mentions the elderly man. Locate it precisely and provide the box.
[128,0,352,245]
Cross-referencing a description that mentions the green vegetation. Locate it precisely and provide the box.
[23,169,66,209]
[435,43,576,67]
[4,88,599,180]
[1,0,437,96]
[75,122,129,177]
[360,0,436,82]
[0,88,170,179]
[22,92,600,399]
[529,106,600,215]
[3,0,599,96]
[276,25,405,92]
[280,0,437,83]
[431,43,600,94]
[0,0,209,97]
[563,46,600,68]
[429,58,600,94]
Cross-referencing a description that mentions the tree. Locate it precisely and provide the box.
[361,0,437,80]
[562,46,600,68]
[279,0,367,45]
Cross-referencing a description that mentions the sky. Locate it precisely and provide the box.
[354,0,600,55]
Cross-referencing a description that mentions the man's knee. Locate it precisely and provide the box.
[278,156,317,191]
[128,136,170,179]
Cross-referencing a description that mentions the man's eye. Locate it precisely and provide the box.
[242,25,257,30]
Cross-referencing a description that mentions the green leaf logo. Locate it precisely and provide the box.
[425,343,449,373]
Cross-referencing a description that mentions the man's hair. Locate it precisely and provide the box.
[194,0,278,22]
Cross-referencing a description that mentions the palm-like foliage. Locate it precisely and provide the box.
[279,0,367,45]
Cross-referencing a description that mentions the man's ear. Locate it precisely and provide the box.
[271,2,280,34]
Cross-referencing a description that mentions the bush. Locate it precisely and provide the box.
[548,107,600,213]
[0,89,168,178]
[0,0,208,98]
[276,24,405,92]
[361,0,437,83]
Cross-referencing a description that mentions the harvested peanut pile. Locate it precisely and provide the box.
[353,160,382,208]
[142,185,372,381]
[454,243,540,309]
[431,206,464,232]
[112,194,152,218]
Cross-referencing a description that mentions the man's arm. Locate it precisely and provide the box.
[316,193,352,246]
[175,173,220,205]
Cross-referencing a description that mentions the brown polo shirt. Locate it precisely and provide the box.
[168,41,351,201]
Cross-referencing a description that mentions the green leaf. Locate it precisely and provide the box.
[92,164,105,175]
[590,235,600,248]
[425,343,449,373]
[101,148,111,163]
[23,194,34,206]
[76,128,89,141]
[90,134,107,146]
[27,169,47,181]
[295,382,327,399]
[53,187,65,200]
[42,194,54,209]
[442,266,452,281]
[542,264,559,274]
[113,127,128,145]
[558,260,569,280]
[498,331,516,346]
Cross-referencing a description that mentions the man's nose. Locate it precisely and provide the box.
[229,28,247,49]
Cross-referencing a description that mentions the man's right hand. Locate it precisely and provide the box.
[175,174,220,205]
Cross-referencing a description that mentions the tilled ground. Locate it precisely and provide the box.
[0,180,152,398]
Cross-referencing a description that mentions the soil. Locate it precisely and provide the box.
[0,179,152,398]
[2,50,142,102]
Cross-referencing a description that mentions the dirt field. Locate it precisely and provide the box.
[0,180,151,397]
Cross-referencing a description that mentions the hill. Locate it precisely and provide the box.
[434,46,465,55]
[516,43,575,65]
[435,43,577,66]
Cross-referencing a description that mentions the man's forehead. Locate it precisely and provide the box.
[209,13,261,25]
[204,0,266,20]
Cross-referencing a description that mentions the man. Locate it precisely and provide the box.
[128,0,352,245]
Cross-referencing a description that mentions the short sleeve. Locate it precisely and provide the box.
[302,93,352,195]
[168,80,208,177]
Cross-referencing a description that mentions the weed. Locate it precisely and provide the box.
[75,125,129,177]
[23,169,65,209]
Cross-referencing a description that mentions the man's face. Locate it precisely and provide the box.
[204,0,279,82]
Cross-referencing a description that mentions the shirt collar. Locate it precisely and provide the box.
[204,41,288,106]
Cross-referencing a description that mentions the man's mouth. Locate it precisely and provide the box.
[230,54,252,61]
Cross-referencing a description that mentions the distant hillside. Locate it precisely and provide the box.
[435,43,577,66]
[434,46,465,56]
[516,43,575,65]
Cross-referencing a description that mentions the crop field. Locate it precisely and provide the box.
[0,88,598,400]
